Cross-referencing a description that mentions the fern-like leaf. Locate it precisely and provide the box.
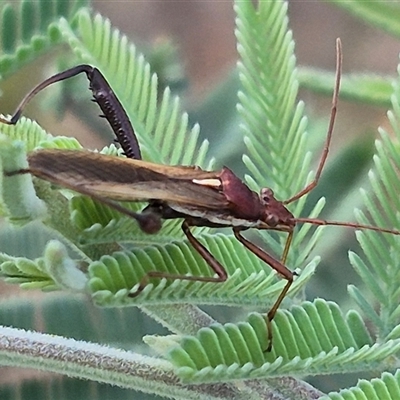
[0,116,51,150]
[162,299,400,383]
[348,57,400,340]
[235,0,309,199]
[234,0,323,302]
[88,234,317,308]
[321,370,400,400]
[0,252,56,290]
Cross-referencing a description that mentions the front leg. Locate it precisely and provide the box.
[233,228,296,351]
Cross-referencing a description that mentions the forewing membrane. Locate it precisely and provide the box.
[27,149,229,209]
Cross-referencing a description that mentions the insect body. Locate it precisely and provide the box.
[22,147,297,299]
[2,39,399,350]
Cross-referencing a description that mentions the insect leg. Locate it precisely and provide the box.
[0,65,141,160]
[233,228,295,351]
[129,220,228,297]
[281,231,293,264]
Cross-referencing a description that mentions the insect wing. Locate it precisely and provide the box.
[27,149,229,209]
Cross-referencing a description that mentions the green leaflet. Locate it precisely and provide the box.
[347,55,400,342]
[234,0,320,280]
[321,370,400,400]
[0,117,51,151]
[0,240,87,291]
[162,299,400,383]
[88,234,317,308]
[235,1,309,200]
[0,253,56,290]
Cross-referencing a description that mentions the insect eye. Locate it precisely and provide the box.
[261,188,274,204]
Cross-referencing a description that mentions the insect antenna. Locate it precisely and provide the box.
[283,38,342,205]
[295,217,400,236]
[283,38,400,237]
